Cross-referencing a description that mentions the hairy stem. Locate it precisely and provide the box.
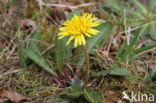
[83,45,90,82]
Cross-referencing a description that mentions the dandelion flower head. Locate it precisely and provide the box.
[58,12,100,48]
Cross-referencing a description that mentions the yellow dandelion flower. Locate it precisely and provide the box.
[58,12,100,48]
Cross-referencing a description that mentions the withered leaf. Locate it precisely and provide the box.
[21,19,37,33]
[0,87,32,103]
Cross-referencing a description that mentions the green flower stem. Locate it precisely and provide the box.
[83,45,90,82]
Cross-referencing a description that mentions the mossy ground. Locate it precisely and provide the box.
[0,0,156,103]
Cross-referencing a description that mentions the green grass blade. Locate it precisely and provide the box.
[24,86,55,92]
[115,40,126,59]
[132,44,156,57]
[98,6,113,18]
[109,68,132,76]
[120,33,139,62]
[120,25,147,62]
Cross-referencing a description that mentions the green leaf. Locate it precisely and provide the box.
[88,22,113,52]
[71,79,83,88]
[19,32,43,72]
[149,23,156,40]
[24,86,55,92]
[19,41,27,72]
[133,0,147,14]
[25,47,56,75]
[131,11,145,20]
[110,69,132,76]
[0,47,2,52]
[103,0,123,13]
[55,11,76,73]
[150,0,156,9]
[84,89,102,103]
[54,38,67,73]
[24,32,55,74]
[65,87,102,103]
[66,86,84,99]
[92,70,111,77]
[67,10,80,20]
[50,96,69,103]
[28,32,43,52]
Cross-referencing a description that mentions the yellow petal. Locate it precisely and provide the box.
[58,32,68,36]
[66,36,74,46]
[58,36,65,39]
[62,20,70,26]
[58,33,62,35]
[88,29,99,35]
[84,33,92,37]
[60,27,66,31]
[82,12,87,18]
[81,35,86,45]
[91,22,100,27]
[87,13,92,20]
